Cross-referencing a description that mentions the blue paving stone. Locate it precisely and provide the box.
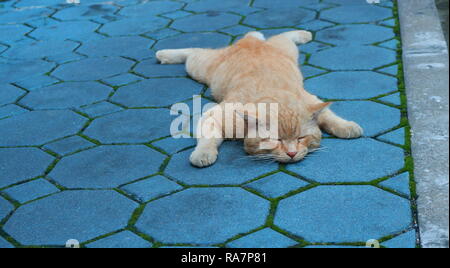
[381,19,396,27]
[86,231,152,248]
[287,138,404,183]
[259,28,297,38]
[0,59,55,84]
[379,39,398,50]
[330,101,401,136]
[220,25,256,36]
[378,64,398,76]
[245,173,309,199]
[122,175,183,202]
[383,230,416,248]
[379,173,411,197]
[0,236,13,248]
[3,190,138,245]
[306,71,397,99]
[136,188,270,244]
[378,128,405,145]
[46,53,86,65]
[20,82,112,109]
[227,228,297,248]
[26,16,61,28]
[0,104,27,120]
[3,179,59,204]
[162,10,191,19]
[14,0,69,7]
[0,24,32,44]
[30,21,101,41]
[50,145,165,188]
[154,32,231,50]
[253,0,319,9]
[2,40,78,60]
[52,57,134,81]
[145,28,181,40]
[165,141,279,185]
[309,46,397,70]
[321,4,392,23]
[80,101,123,118]
[244,8,316,28]
[325,0,381,4]
[53,3,119,21]
[112,78,203,108]
[103,73,142,87]
[316,25,394,46]
[186,0,256,15]
[300,2,336,11]
[0,44,6,54]
[379,92,401,105]
[0,7,53,24]
[300,20,335,31]
[77,36,154,60]
[15,75,59,91]
[171,13,241,32]
[152,137,196,155]
[0,84,25,106]
[301,41,332,54]
[0,148,54,188]
[119,1,183,17]
[301,65,327,79]
[0,110,87,146]
[100,17,169,36]
[275,186,412,243]
[304,245,364,248]
[44,136,95,156]
[134,57,187,77]
[0,196,13,221]
[84,109,173,143]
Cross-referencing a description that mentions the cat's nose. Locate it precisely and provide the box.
[287,152,297,159]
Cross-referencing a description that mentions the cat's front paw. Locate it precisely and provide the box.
[331,121,363,139]
[190,148,218,168]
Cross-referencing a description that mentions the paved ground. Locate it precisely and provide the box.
[0,0,418,248]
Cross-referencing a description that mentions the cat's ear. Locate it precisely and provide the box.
[309,102,332,120]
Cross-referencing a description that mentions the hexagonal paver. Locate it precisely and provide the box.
[83,109,174,143]
[301,65,327,79]
[15,75,59,92]
[0,24,32,44]
[3,190,138,245]
[286,139,404,183]
[0,148,54,188]
[77,36,154,60]
[49,145,165,188]
[80,101,123,118]
[378,128,405,145]
[20,82,112,109]
[0,7,53,25]
[29,21,101,41]
[111,78,203,108]
[0,104,27,120]
[244,8,316,28]
[379,92,401,105]
[172,13,241,32]
[134,57,187,77]
[52,57,134,81]
[0,84,25,106]
[165,141,279,185]
[14,0,72,7]
[151,136,196,155]
[275,186,412,242]
[0,110,87,146]
[43,136,95,156]
[100,17,169,36]
[53,3,119,21]
[186,0,256,15]
[305,71,397,99]
[245,173,309,199]
[136,188,270,244]
[3,179,59,204]
[119,1,183,17]
[86,231,152,248]
[327,101,401,136]
[321,4,392,23]
[2,40,79,60]
[383,230,416,248]
[309,46,396,70]
[121,175,183,202]
[0,59,55,84]
[0,196,13,221]
[227,228,297,248]
[253,0,319,9]
[316,25,395,46]
[153,32,231,51]
[379,173,411,197]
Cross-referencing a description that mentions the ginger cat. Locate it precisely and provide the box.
[156,31,363,167]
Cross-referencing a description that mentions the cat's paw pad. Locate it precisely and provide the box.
[190,149,218,168]
[332,121,363,139]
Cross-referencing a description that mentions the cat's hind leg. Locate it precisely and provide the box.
[156,48,196,64]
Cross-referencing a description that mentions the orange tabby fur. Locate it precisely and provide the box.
[156,31,363,167]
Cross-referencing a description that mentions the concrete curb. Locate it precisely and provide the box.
[398,0,449,248]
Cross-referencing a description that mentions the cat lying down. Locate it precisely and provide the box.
[156,30,363,168]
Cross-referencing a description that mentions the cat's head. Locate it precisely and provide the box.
[243,102,331,163]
